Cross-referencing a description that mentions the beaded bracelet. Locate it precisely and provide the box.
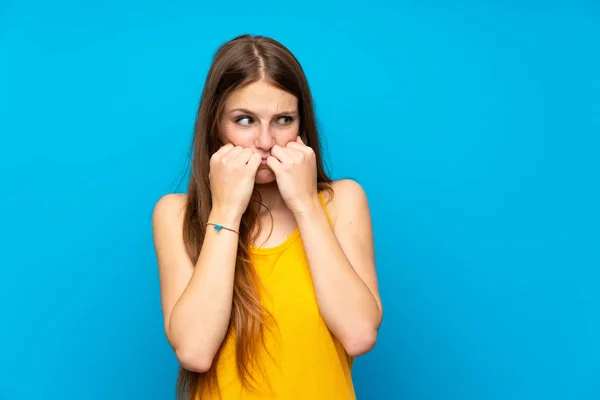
[206,222,240,235]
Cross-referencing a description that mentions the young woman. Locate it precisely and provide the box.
[152,34,383,399]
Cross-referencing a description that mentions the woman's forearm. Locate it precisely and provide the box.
[293,198,382,357]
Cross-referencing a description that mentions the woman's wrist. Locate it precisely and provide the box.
[208,207,243,232]
[290,194,322,218]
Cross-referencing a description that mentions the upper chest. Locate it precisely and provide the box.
[250,207,299,249]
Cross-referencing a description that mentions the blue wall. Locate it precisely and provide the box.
[1,1,598,399]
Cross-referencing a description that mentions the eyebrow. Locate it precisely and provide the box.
[228,108,298,115]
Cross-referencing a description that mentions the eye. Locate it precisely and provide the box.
[277,116,295,125]
[235,116,254,126]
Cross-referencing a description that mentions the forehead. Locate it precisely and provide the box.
[225,80,298,113]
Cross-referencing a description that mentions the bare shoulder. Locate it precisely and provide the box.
[322,179,370,225]
[152,193,189,228]
[152,193,190,254]
[330,178,368,199]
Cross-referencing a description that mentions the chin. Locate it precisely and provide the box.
[254,168,276,185]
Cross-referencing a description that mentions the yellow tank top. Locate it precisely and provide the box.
[210,192,355,399]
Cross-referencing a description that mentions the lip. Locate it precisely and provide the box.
[260,157,268,165]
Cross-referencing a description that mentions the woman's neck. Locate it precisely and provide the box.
[253,182,286,215]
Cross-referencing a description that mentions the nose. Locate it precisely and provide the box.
[254,124,275,151]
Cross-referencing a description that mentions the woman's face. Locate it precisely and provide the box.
[220,79,300,184]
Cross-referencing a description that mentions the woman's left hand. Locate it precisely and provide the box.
[267,136,319,214]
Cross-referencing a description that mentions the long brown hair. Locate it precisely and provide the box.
[178,34,333,399]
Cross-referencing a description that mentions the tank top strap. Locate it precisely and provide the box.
[318,191,333,227]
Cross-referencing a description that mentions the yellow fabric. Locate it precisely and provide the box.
[209,192,355,399]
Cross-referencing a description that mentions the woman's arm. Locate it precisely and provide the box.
[152,193,241,372]
[293,179,383,357]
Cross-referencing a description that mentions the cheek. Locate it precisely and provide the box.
[221,124,253,146]
[274,128,300,146]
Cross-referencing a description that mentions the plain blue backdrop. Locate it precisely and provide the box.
[1,1,599,399]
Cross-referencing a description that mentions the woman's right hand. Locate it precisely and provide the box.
[209,144,262,220]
